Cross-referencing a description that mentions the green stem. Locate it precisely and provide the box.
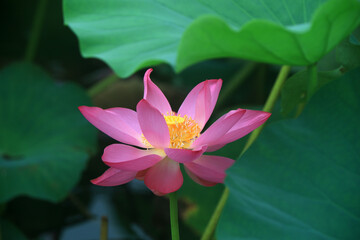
[307,64,318,101]
[201,65,291,240]
[217,62,257,108]
[169,192,180,240]
[100,216,108,240]
[25,0,47,62]
[87,73,118,97]
[200,188,229,240]
[242,65,291,153]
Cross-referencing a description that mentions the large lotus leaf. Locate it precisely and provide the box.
[63,0,360,77]
[217,68,360,239]
[0,63,96,203]
[281,67,342,117]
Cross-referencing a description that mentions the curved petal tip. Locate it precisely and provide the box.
[143,68,172,114]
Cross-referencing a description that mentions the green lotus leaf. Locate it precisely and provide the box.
[217,68,360,239]
[0,63,96,203]
[64,0,360,77]
[281,67,342,117]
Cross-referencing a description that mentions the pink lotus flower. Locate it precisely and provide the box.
[79,69,270,195]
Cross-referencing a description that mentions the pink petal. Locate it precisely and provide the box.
[102,144,165,171]
[136,99,170,148]
[184,167,217,187]
[79,106,145,147]
[144,157,183,195]
[192,109,246,149]
[208,110,271,151]
[206,144,226,152]
[143,68,172,115]
[106,108,142,134]
[178,79,222,129]
[184,155,234,183]
[164,146,207,163]
[91,168,136,186]
[135,169,148,180]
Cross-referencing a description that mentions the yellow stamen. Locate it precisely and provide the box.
[164,115,185,125]
[142,113,201,149]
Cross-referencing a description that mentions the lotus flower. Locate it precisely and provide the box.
[79,69,271,195]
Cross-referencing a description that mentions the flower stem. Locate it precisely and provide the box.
[25,0,48,62]
[242,65,291,153]
[169,192,180,240]
[100,216,108,240]
[87,73,118,97]
[200,65,291,240]
[200,188,229,240]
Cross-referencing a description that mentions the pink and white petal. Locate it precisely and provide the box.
[143,68,172,114]
[178,79,222,129]
[102,144,165,171]
[178,82,203,119]
[192,109,246,149]
[164,145,207,163]
[136,99,170,148]
[206,79,222,121]
[90,168,136,186]
[106,108,142,134]
[79,106,145,147]
[193,83,210,129]
[184,167,217,187]
[184,155,235,183]
[144,157,183,195]
[213,110,271,148]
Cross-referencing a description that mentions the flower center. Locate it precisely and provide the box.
[142,113,201,149]
[165,114,201,149]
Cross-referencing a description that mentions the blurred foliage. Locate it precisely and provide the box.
[4,194,89,238]
[336,31,360,71]
[0,218,28,240]
[0,63,96,203]
[0,0,108,83]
